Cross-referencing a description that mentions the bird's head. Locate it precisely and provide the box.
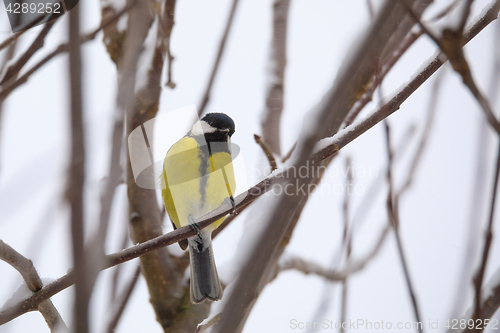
[191,113,235,142]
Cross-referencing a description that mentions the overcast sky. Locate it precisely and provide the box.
[1,0,500,332]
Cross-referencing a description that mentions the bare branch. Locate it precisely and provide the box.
[196,313,222,333]
[0,240,66,332]
[213,2,412,330]
[160,0,177,88]
[197,0,241,116]
[401,0,500,137]
[277,226,390,281]
[344,29,423,127]
[254,134,278,171]
[68,4,89,333]
[0,31,25,52]
[462,267,500,333]
[472,142,500,323]
[429,0,461,22]
[458,0,476,33]
[0,38,18,170]
[384,121,423,333]
[261,0,290,155]
[324,0,500,158]
[453,18,500,327]
[340,156,353,333]
[0,20,56,85]
[398,66,446,196]
[0,3,134,100]
[109,227,130,306]
[105,265,141,333]
[281,142,296,163]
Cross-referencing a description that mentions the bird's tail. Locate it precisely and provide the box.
[188,235,223,304]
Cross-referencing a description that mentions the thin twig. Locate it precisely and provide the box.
[105,265,141,333]
[450,37,499,325]
[0,31,25,52]
[472,142,500,322]
[261,0,290,156]
[340,156,353,333]
[281,142,296,163]
[196,313,222,333]
[160,0,177,88]
[197,0,240,116]
[463,268,500,333]
[428,0,461,22]
[350,124,416,234]
[68,4,88,333]
[109,226,130,306]
[0,20,56,85]
[400,0,500,137]
[0,240,67,332]
[0,3,134,100]
[254,134,278,171]
[0,38,18,170]
[398,66,446,197]
[277,226,390,281]
[344,29,423,127]
[384,121,423,333]
[458,0,476,33]
[2,4,499,323]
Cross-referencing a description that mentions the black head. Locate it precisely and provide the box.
[201,113,235,137]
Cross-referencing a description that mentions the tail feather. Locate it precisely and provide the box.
[188,238,223,304]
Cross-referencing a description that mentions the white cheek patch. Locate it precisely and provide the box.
[191,120,217,135]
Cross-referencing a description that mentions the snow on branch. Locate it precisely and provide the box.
[0,240,66,332]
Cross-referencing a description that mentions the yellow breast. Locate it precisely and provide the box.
[161,136,236,231]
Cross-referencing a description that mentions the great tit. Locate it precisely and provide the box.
[161,113,236,304]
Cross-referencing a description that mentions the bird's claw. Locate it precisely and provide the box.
[229,196,237,215]
[188,216,202,238]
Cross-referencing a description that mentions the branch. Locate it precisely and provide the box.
[0,240,66,332]
[109,227,130,305]
[384,121,423,333]
[254,134,278,171]
[261,0,290,155]
[472,142,500,324]
[340,156,353,333]
[197,0,241,116]
[397,66,446,197]
[277,226,390,281]
[105,265,141,333]
[0,3,134,100]
[0,20,56,85]
[1,3,499,324]
[345,0,433,126]
[68,4,89,333]
[0,31,25,52]
[344,29,423,127]
[462,266,500,332]
[400,0,500,136]
[196,313,222,333]
[125,1,210,329]
[213,2,412,330]
[0,37,18,170]
[318,0,500,160]
[160,0,177,88]
[85,1,141,297]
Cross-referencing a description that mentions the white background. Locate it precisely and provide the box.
[1,0,500,332]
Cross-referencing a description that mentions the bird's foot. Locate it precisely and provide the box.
[188,216,202,239]
[229,196,237,215]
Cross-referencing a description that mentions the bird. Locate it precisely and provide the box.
[161,112,236,304]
